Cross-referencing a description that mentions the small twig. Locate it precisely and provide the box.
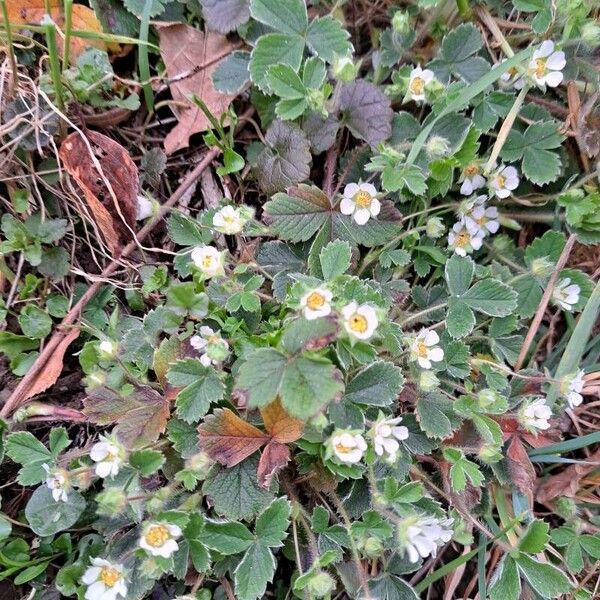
[514,233,577,371]
[323,137,339,197]
[219,577,236,600]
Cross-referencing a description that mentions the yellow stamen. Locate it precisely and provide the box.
[354,191,372,209]
[464,164,479,177]
[306,292,326,310]
[455,232,470,247]
[335,443,353,455]
[534,58,546,77]
[496,175,506,189]
[410,76,425,95]
[99,567,121,587]
[416,341,429,358]
[349,314,368,333]
[144,525,171,548]
[202,256,213,269]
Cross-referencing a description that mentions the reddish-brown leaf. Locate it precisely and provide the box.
[83,385,169,449]
[198,408,269,467]
[59,131,139,256]
[260,397,304,444]
[257,441,290,489]
[155,23,239,155]
[505,436,536,498]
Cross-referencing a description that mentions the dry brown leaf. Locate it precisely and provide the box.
[257,441,290,489]
[11,327,80,406]
[1,1,115,62]
[155,23,239,155]
[505,436,536,499]
[260,397,304,444]
[59,131,139,256]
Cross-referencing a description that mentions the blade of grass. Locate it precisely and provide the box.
[529,431,600,456]
[62,0,73,69]
[530,456,600,465]
[139,0,154,112]
[41,17,65,117]
[477,532,487,600]
[0,0,18,97]
[546,279,600,408]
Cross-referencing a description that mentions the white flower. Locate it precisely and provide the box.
[372,416,409,463]
[410,329,444,369]
[42,464,68,502]
[401,516,454,563]
[460,164,486,196]
[190,326,229,367]
[489,165,519,199]
[191,245,225,278]
[82,558,127,600]
[552,278,580,311]
[408,66,434,102]
[448,222,484,256]
[562,370,585,409]
[341,301,379,340]
[330,431,367,464]
[139,521,182,558]
[90,436,124,479]
[529,40,565,88]
[521,397,552,431]
[500,60,525,90]
[464,205,500,237]
[213,205,243,235]
[340,182,381,225]
[300,288,333,320]
[98,340,118,358]
[136,195,154,220]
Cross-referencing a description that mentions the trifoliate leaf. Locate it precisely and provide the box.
[445,255,475,296]
[203,521,254,555]
[234,542,276,600]
[515,554,572,598]
[416,393,460,439]
[5,432,52,485]
[255,497,291,547]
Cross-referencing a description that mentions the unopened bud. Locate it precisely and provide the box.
[96,487,128,516]
[331,54,360,83]
[426,135,451,159]
[306,572,336,598]
[426,216,445,238]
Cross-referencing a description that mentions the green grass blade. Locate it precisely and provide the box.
[529,431,600,456]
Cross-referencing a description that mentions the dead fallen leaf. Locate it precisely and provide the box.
[10,328,80,406]
[155,23,239,155]
[1,1,116,62]
[260,397,304,444]
[257,441,290,489]
[60,131,139,256]
[198,408,269,467]
[83,385,169,449]
[505,436,536,499]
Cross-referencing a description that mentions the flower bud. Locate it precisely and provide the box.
[581,21,600,47]
[425,135,451,159]
[187,452,213,474]
[392,10,411,34]
[419,370,440,391]
[555,496,578,520]
[331,54,360,82]
[96,487,128,516]
[98,340,118,359]
[424,78,445,101]
[425,217,445,238]
[360,536,384,558]
[529,257,553,278]
[478,445,502,464]
[85,370,107,389]
[306,572,336,598]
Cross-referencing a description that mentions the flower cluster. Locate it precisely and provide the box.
[190,326,230,366]
[399,515,454,563]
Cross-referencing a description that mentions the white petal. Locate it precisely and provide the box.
[406,544,420,563]
[472,174,486,189]
[353,208,371,225]
[392,426,409,440]
[424,330,440,346]
[487,220,500,234]
[85,582,107,600]
[340,197,355,215]
[90,443,109,461]
[95,461,113,479]
[343,183,360,198]
[418,356,432,369]
[460,180,473,195]
[546,51,566,70]
[471,236,483,250]
[545,70,564,87]
[341,302,357,319]
[495,187,511,199]
[421,69,434,83]
[82,566,101,585]
[360,182,378,197]
[369,198,381,217]
[199,354,212,367]
[537,40,555,58]
[428,347,444,362]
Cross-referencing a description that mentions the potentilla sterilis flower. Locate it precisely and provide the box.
[191,245,225,278]
[460,164,486,196]
[329,430,367,464]
[82,558,127,600]
[213,205,243,235]
[340,182,381,225]
[341,301,379,340]
[300,288,333,320]
[139,521,182,558]
[410,329,444,369]
[400,515,454,563]
[500,59,525,90]
[190,326,229,367]
[520,397,552,431]
[90,435,124,479]
[371,416,409,463]
[552,278,580,311]
[529,40,565,88]
[464,204,500,237]
[489,165,519,199]
[42,464,69,502]
[408,65,434,102]
[448,222,484,256]
[562,370,585,409]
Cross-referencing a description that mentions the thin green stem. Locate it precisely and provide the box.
[62,0,73,69]
[139,0,154,111]
[0,0,18,97]
[455,0,471,19]
[42,19,65,117]
[398,302,448,327]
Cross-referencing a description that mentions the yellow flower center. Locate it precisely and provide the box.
[348,314,368,333]
[534,58,547,77]
[306,292,326,310]
[144,525,171,548]
[207,335,220,344]
[476,215,487,225]
[99,567,121,588]
[223,215,235,224]
[335,442,353,455]
[410,76,425,95]
[202,256,214,269]
[416,341,429,358]
[495,174,506,189]
[354,191,372,208]
[464,164,479,177]
[455,232,470,247]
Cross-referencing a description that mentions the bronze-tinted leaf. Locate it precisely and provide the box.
[260,397,304,444]
[257,441,290,489]
[505,436,536,497]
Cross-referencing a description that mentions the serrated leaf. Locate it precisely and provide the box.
[489,555,521,600]
[255,497,291,547]
[416,393,460,439]
[265,63,306,99]
[516,554,572,598]
[254,120,311,194]
[129,449,165,476]
[234,542,276,600]
[200,0,250,33]
[337,79,393,146]
[123,0,172,18]
[25,486,86,536]
[461,278,517,316]
[5,432,52,485]
[302,111,340,154]
[343,361,405,406]
[320,240,352,280]
[281,317,339,354]
[364,573,420,599]
[203,456,275,521]
[522,147,561,185]
[250,0,307,36]
[235,348,288,407]
[446,297,476,338]
[260,398,304,443]
[519,519,550,554]
[249,33,305,92]
[203,521,254,555]
[213,51,251,93]
[445,255,475,296]
[306,16,352,62]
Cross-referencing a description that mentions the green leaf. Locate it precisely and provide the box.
[320,239,352,280]
[234,348,287,407]
[130,449,165,476]
[200,0,250,34]
[167,212,210,246]
[489,555,521,600]
[445,255,475,296]
[166,283,208,319]
[265,64,306,99]
[213,51,251,93]
[234,543,276,600]
[516,554,572,598]
[519,519,550,554]
[250,0,307,36]
[462,279,518,316]
[14,562,50,585]
[446,298,476,339]
[203,521,254,555]
[255,497,291,547]
[416,393,460,439]
[306,16,352,62]
[0,332,39,360]
[168,359,226,424]
[281,318,339,354]
[203,456,275,521]
[49,427,71,456]
[365,573,420,599]
[17,305,52,339]
[25,486,86,536]
[343,361,404,406]
[522,147,561,185]
[5,431,52,485]
[249,33,305,92]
